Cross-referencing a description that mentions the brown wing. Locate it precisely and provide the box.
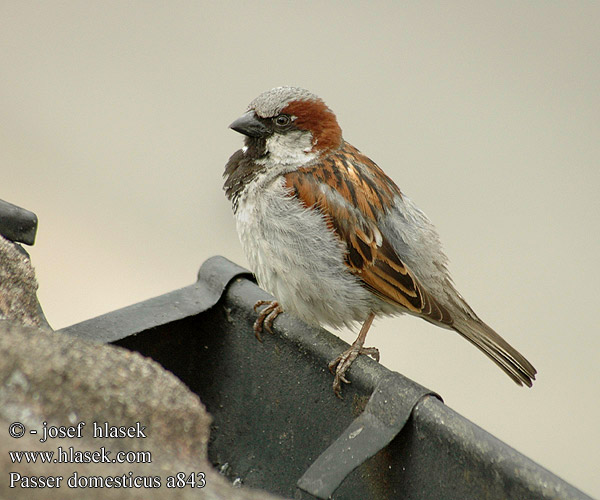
[284,141,453,326]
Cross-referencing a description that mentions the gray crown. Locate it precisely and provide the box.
[248,87,321,118]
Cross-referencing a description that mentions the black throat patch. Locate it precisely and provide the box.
[223,137,268,211]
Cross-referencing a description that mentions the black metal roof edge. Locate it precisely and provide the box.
[0,199,38,245]
[56,256,592,499]
[296,373,440,498]
[414,397,591,499]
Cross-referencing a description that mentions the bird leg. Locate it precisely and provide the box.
[253,300,283,341]
[328,312,379,398]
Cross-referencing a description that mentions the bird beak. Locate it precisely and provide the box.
[229,111,270,138]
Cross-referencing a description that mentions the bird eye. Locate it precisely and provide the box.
[273,114,291,128]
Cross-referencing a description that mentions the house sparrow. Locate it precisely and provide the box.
[224,86,536,397]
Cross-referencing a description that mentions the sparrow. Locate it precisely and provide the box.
[224,86,536,397]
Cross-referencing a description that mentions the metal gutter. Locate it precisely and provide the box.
[60,256,592,500]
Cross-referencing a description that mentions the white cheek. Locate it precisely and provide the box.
[261,131,317,167]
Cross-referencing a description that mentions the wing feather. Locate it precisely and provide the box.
[284,141,453,326]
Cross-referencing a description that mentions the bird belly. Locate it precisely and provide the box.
[235,177,375,329]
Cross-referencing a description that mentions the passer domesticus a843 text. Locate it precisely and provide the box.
[224,86,536,397]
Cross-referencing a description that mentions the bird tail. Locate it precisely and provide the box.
[452,317,537,387]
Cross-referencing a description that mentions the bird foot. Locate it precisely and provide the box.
[328,344,380,398]
[253,300,282,341]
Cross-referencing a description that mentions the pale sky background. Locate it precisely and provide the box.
[2,2,599,497]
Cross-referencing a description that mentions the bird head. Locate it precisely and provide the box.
[229,87,343,167]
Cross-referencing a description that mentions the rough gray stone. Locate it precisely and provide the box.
[0,322,286,499]
[0,236,49,329]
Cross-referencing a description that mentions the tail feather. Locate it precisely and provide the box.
[452,318,537,387]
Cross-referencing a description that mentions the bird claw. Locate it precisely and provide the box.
[328,345,380,398]
[253,300,270,313]
[360,346,380,362]
[252,300,282,341]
